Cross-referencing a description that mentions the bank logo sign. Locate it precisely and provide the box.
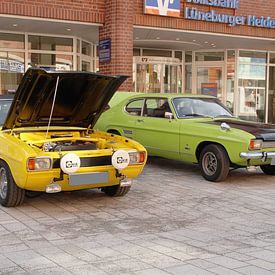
[144,0,181,17]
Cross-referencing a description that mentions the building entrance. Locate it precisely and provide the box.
[133,56,182,93]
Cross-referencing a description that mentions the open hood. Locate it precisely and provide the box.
[2,68,127,130]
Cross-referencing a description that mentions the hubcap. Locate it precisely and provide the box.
[0,167,8,199]
[202,152,218,176]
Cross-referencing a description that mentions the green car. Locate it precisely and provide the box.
[95,92,275,182]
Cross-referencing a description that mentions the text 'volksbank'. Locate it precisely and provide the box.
[185,0,275,28]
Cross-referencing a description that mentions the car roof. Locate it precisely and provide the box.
[111,92,215,102]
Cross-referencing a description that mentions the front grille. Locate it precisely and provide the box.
[263,141,275,149]
[53,156,112,169]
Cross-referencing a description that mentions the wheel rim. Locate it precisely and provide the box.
[202,152,218,176]
[0,167,8,199]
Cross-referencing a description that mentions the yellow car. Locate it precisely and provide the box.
[0,69,147,207]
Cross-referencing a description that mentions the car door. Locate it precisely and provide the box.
[134,97,180,160]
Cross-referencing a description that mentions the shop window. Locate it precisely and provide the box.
[195,52,224,62]
[238,64,266,122]
[185,51,192,63]
[268,66,275,123]
[133,48,140,56]
[28,53,73,70]
[175,51,182,61]
[239,51,267,64]
[269,53,275,64]
[142,49,172,57]
[82,41,92,56]
[77,39,81,54]
[28,35,73,52]
[0,51,24,94]
[185,65,192,93]
[0,33,24,49]
[82,61,90,71]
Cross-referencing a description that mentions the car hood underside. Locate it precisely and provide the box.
[2,68,126,130]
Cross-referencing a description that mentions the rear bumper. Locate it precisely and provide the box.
[240,151,275,159]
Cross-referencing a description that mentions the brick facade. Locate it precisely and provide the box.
[99,0,134,91]
[0,0,274,91]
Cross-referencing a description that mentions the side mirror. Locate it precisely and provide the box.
[165,112,174,120]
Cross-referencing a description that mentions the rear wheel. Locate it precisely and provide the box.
[260,165,275,175]
[102,185,131,197]
[199,144,229,182]
[0,160,25,207]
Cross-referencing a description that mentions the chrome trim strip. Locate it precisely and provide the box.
[240,152,275,159]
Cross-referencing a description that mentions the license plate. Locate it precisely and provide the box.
[271,158,275,165]
[69,172,109,186]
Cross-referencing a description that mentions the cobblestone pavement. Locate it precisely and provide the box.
[1,157,275,274]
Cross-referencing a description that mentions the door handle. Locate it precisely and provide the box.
[137,119,144,123]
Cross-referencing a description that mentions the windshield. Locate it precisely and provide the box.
[172,97,233,119]
[0,99,12,125]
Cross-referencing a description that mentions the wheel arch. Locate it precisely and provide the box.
[196,141,231,164]
[107,129,121,136]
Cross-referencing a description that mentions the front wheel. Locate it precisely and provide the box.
[199,144,229,182]
[102,185,131,197]
[260,165,275,175]
[0,160,25,207]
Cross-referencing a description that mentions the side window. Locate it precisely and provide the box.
[125,99,144,116]
[145,98,171,118]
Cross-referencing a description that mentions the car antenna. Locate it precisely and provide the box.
[45,76,59,139]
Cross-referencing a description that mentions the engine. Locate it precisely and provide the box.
[43,140,97,152]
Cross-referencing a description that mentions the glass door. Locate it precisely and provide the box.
[196,66,224,102]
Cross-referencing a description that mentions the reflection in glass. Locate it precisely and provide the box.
[195,52,224,62]
[239,51,267,64]
[28,53,72,70]
[82,41,92,56]
[0,33,24,49]
[268,66,275,123]
[226,63,235,112]
[197,67,222,100]
[28,35,73,52]
[238,64,266,122]
[0,51,24,94]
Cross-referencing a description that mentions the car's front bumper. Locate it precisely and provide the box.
[240,151,275,160]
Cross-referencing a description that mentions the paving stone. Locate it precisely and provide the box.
[236,265,275,275]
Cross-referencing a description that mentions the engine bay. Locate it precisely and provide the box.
[16,130,120,152]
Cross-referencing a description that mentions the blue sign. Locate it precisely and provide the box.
[144,0,180,17]
[99,38,111,64]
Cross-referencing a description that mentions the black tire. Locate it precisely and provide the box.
[25,191,42,198]
[260,165,275,175]
[0,160,25,207]
[199,144,229,182]
[102,185,131,197]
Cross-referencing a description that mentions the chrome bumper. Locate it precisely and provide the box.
[240,151,275,160]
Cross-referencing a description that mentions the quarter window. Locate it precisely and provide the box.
[125,99,144,116]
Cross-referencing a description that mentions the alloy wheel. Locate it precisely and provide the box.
[0,167,8,199]
[202,152,218,176]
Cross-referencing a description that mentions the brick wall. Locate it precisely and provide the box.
[99,0,134,91]
[0,0,105,23]
[134,0,275,39]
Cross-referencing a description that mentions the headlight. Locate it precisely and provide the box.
[128,151,146,164]
[249,139,263,150]
[27,157,52,171]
